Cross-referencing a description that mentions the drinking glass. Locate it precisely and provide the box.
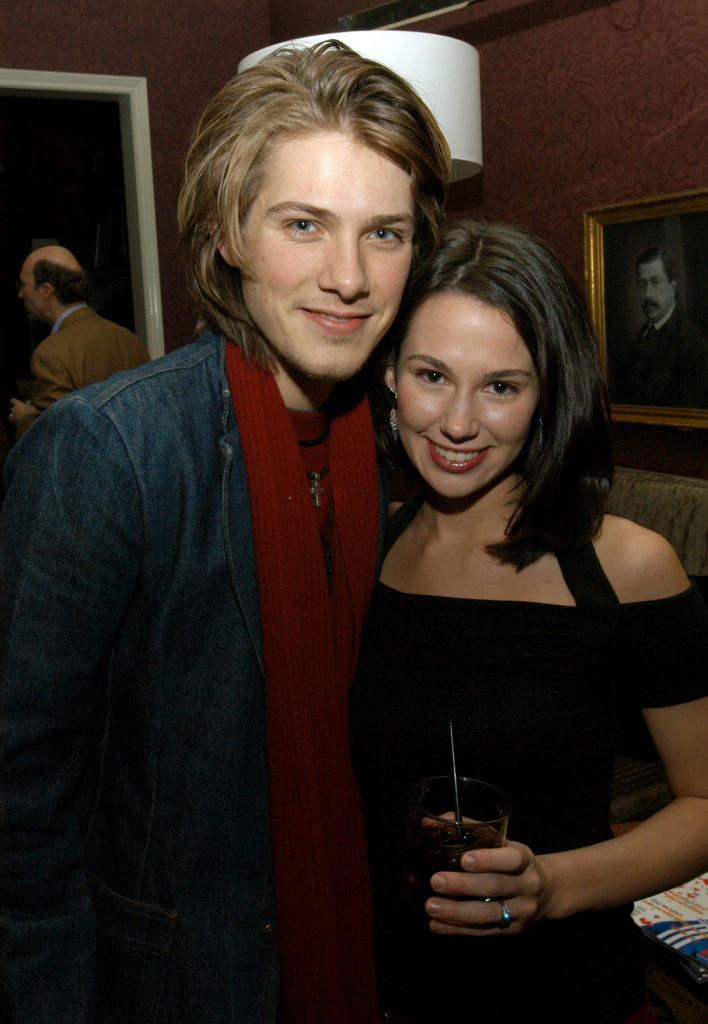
[405,775,510,898]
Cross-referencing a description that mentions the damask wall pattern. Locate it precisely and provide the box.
[449,0,707,287]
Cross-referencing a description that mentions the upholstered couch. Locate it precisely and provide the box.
[606,466,708,588]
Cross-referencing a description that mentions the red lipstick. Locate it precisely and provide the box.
[427,439,489,473]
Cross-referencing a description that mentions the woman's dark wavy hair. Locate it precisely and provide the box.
[370,220,613,569]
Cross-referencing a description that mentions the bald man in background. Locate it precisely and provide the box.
[10,245,149,438]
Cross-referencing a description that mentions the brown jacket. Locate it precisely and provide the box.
[31,306,150,411]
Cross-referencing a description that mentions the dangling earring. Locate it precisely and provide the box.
[536,416,544,453]
[389,389,399,442]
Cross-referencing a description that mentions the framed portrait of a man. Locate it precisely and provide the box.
[584,188,707,427]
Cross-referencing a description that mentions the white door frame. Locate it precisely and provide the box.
[0,68,165,358]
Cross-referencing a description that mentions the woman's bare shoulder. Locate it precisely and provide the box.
[593,514,690,603]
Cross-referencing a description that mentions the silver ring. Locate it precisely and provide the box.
[483,896,513,928]
[497,898,512,928]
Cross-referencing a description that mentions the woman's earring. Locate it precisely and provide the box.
[536,416,544,453]
[389,390,399,442]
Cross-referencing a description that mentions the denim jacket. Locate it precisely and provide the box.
[1,333,384,1023]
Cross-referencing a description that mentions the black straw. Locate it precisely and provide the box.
[449,720,463,839]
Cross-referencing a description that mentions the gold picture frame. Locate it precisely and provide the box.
[584,188,708,427]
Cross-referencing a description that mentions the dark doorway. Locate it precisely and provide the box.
[0,95,133,413]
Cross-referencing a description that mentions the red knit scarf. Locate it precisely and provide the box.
[225,342,381,1023]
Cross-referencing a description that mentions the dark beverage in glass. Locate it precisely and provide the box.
[405,776,510,900]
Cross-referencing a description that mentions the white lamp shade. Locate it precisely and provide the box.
[238,31,482,182]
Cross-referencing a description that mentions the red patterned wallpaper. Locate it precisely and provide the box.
[446,0,706,284]
[1,0,270,351]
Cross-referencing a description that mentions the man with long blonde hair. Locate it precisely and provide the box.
[1,41,449,1023]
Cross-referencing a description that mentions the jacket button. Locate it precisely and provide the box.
[261,922,278,944]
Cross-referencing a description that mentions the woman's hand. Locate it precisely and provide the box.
[421,695,708,937]
[423,841,550,936]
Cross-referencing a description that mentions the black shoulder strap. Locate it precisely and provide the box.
[559,543,633,748]
[383,492,423,559]
[557,543,620,608]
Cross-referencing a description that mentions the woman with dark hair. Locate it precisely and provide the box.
[350,221,708,1024]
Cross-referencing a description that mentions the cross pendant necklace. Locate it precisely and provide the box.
[306,462,329,509]
[294,413,333,589]
[305,465,334,593]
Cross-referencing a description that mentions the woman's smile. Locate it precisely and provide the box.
[427,440,490,472]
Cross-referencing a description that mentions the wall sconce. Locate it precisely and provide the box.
[238,30,482,182]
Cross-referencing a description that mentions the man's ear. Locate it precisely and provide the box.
[209,221,236,267]
[216,241,237,267]
[384,362,397,393]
